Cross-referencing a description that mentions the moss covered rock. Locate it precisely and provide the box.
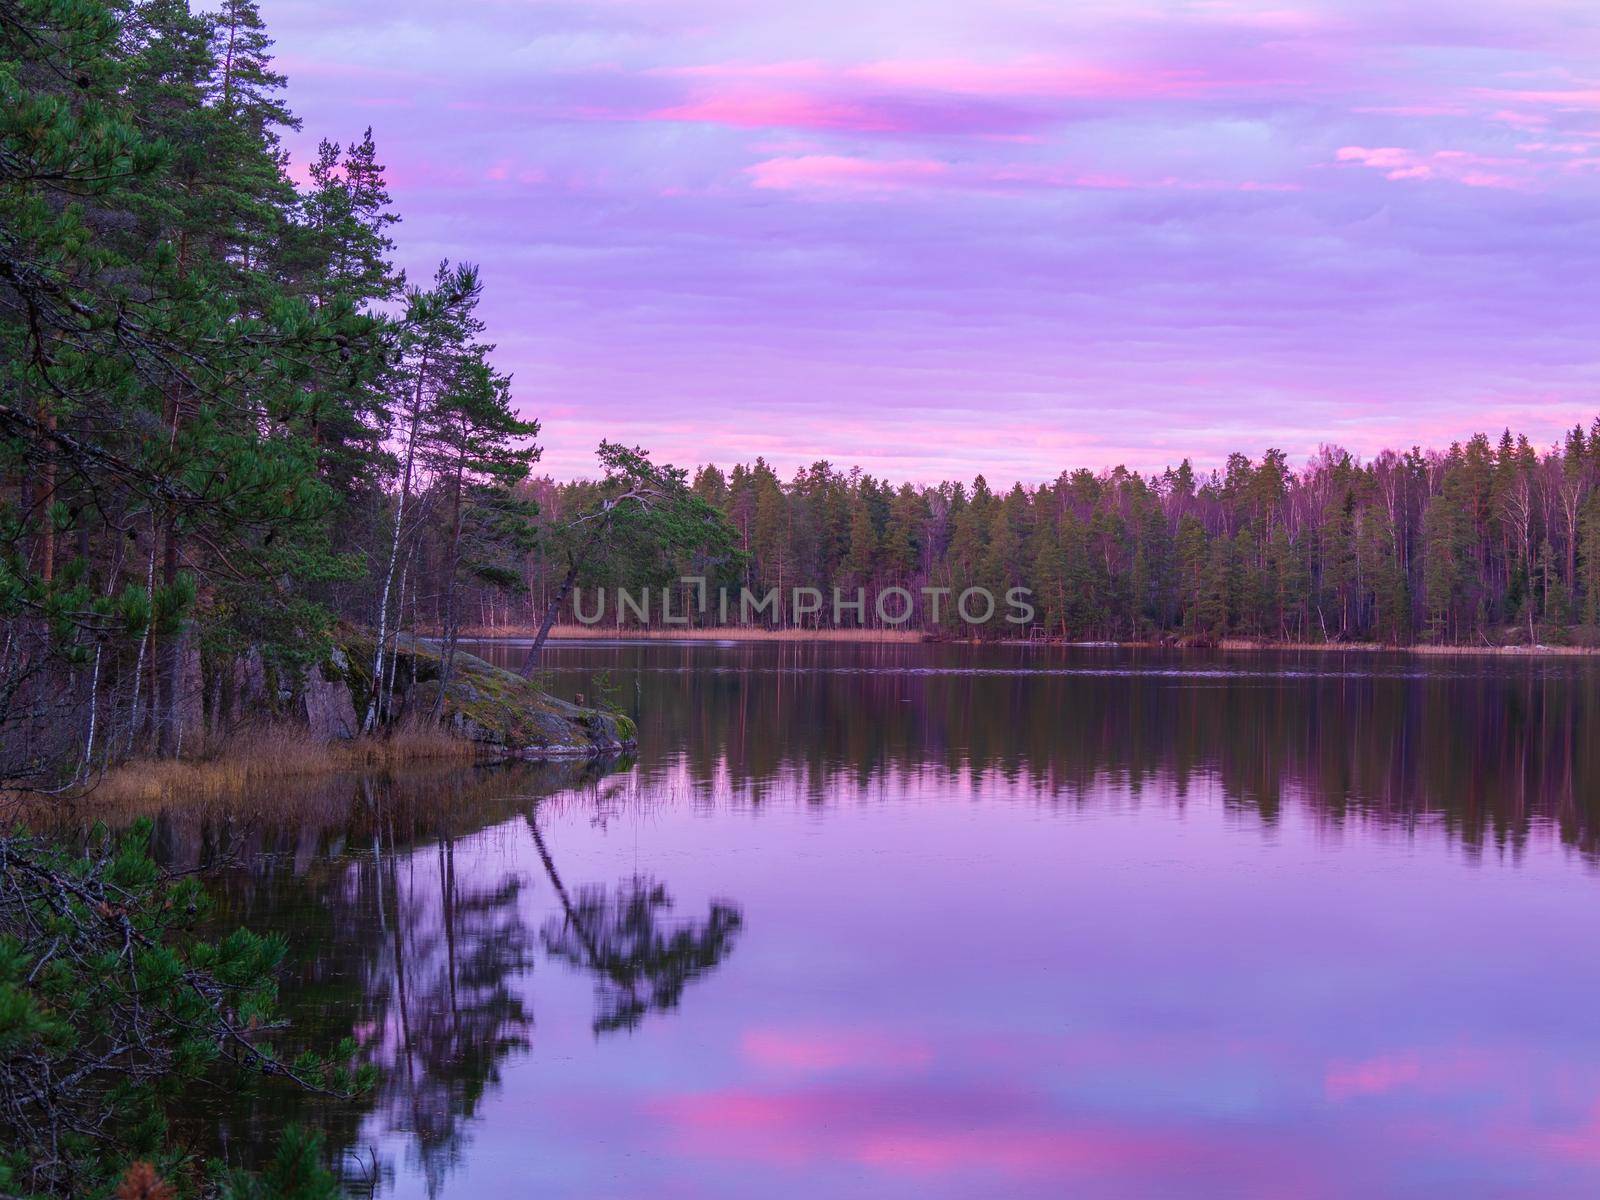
[333,632,635,759]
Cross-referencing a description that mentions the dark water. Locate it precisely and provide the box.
[158,641,1600,1198]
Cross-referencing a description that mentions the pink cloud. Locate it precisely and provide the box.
[848,56,1218,99]
[745,154,948,192]
[659,55,1282,106]
[650,94,904,132]
[263,0,1600,488]
[745,155,1299,197]
[1480,87,1600,109]
[652,60,831,82]
[635,53,1304,139]
[1335,145,1529,189]
[1352,104,1471,117]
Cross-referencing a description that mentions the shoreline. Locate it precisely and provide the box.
[456,625,1600,656]
[23,723,631,816]
[34,726,494,813]
[460,623,928,644]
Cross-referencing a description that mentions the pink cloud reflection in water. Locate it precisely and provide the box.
[369,744,1600,1200]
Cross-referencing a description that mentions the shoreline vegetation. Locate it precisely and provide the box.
[30,628,1592,818]
[455,623,1600,654]
[47,724,484,812]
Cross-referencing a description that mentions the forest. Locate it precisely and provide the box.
[0,0,547,1192]
[0,0,568,786]
[5,0,1600,1193]
[6,0,1600,771]
[7,0,1600,797]
[511,430,1600,646]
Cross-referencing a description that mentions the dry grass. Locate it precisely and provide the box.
[70,723,485,810]
[457,623,928,644]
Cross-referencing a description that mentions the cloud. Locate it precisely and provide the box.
[745,154,949,191]
[262,0,1600,483]
[1335,145,1529,188]
[650,94,905,132]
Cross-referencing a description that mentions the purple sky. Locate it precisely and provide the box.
[265,0,1600,483]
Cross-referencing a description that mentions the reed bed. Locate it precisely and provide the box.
[63,723,485,810]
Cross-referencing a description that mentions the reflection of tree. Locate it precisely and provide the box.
[529,816,743,1034]
[374,825,534,1198]
[158,760,743,1191]
[180,773,544,1199]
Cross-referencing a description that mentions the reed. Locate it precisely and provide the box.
[67,723,484,809]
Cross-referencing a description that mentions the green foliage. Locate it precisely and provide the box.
[520,431,1600,646]
[217,1125,340,1200]
[0,823,372,1196]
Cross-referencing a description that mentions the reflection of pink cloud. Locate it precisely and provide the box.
[746,154,948,192]
[1325,1053,1424,1101]
[1540,1101,1600,1164]
[741,1027,932,1074]
[1324,1047,1500,1103]
[652,1085,1237,1184]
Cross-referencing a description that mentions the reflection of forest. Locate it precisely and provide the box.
[153,759,743,1195]
[509,641,1600,859]
[132,647,1600,1194]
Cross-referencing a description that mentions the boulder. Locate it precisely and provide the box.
[332,633,636,760]
[303,646,359,743]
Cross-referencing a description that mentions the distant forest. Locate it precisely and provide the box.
[498,429,1600,645]
[7,0,1600,798]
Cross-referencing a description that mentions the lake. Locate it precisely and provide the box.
[157,641,1600,1198]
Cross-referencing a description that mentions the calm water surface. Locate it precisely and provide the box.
[155,642,1600,1198]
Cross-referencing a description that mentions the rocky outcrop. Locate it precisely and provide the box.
[303,647,359,743]
[322,633,636,760]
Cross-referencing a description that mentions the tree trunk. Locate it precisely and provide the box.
[432,455,467,721]
[519,558,579,677]
[365,353,428,731]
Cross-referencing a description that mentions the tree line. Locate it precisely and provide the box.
[508,430,1600,645]
[1,0,555,1192]
[0,0,561,784]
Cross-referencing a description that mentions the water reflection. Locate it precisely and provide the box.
[507,639,1600,858]
[530,815,743,1034]
[129,644,1600,1197]
[139,759,740,1195]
